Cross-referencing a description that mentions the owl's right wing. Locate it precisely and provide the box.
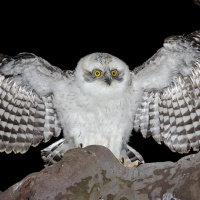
[0,53,72,154]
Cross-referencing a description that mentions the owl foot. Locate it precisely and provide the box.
[78,143,83,148]
[119,157,140,167]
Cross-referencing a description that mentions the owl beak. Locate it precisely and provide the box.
[104,72,112,85]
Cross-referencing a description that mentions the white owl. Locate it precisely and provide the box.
[0,30,200,166]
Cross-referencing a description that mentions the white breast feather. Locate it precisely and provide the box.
[52,79,135,158]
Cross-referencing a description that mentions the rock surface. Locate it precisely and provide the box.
[0,145,200,200]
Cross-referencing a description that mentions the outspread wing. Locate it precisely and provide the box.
[0,53,70,154]
[132,30,200,153]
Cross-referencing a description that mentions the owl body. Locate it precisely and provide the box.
[0,30,200,165]
[52,74,135,159]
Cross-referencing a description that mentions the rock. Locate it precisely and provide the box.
[0,145,200,200]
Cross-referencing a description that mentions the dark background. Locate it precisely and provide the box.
[0,0,200,192]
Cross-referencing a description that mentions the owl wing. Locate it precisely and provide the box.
[0,53,71,154]
[131,30,200,153]
[193,0,200,8]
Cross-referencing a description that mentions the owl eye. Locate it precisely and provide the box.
[93,70,101,77]
[111,69,118,77]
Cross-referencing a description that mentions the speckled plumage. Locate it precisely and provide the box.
[0,30,200,165]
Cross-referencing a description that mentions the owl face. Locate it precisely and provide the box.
[75,53,131,98]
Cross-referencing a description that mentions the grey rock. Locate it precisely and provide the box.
[0,145,200,200]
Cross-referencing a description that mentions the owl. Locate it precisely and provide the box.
[0,30,200,167]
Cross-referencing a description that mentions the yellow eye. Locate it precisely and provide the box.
[111,70,118,77]
[94,70,101,77]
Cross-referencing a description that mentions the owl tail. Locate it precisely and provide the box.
[41,138,69,167]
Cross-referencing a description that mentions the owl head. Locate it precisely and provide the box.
[75,53,131,98]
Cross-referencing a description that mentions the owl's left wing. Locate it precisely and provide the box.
[131,30,200,153]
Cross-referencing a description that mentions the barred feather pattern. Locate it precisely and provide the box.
[138,92,152,138]
[133,61,200,153]
[41,138,67,166]
[0,74,61,154]
[43,96,61,142]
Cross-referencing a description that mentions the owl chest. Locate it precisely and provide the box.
[58,96,134,137]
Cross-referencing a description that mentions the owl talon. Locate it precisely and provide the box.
[78,143,83,148]
[119,156,125,164]
[119,156,140,167]
[124,160,140,167]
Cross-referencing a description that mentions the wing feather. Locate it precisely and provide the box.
[149,92,162,143]
[139,92,150,138]
[133,107,141,132]
[0,53,66,154]
[132,30,200,153]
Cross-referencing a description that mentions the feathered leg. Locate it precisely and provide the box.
[119,143,144,167]
[41,138,69,166]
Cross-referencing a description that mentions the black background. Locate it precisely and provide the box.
[0,0,200,192]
